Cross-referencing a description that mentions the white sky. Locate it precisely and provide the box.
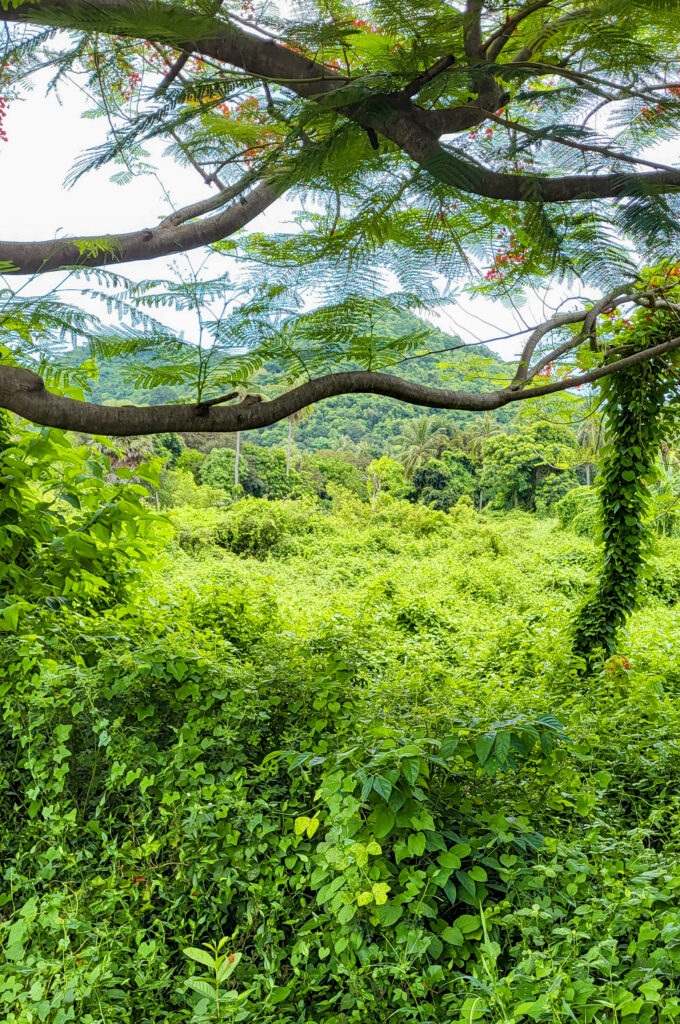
[1,71,597,361]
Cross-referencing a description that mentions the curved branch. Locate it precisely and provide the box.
[0,181,278,275]
[0,0,347,97]
[3,334,680,436]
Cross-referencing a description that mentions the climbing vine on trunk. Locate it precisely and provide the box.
[572,332,679,662]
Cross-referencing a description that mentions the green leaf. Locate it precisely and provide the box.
[183,947,215,969]
[376,901,403,926]
[372,775,392,800]
[186,978,218,1001]
[337,903,357,924]
[0,603,20,632]
[475,733,495,765]
[441,735,459,758]
[407,832,426,857]
[268,985,291,1004]
[216,952,241,982]
[372,803,395,839]
[371,882,390,905]
[441,926,464,946]
[492,730,511,764]
[456,914,482,935]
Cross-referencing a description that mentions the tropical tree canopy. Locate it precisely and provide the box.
[3,0,680,435]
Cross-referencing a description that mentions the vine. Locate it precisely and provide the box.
[572,323,679,662]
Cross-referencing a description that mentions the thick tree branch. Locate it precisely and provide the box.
[0,0,348,97]
[0,180,278,275]
[3,334,680,436]
[512,286,666,386]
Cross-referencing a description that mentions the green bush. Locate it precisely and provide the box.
[200,447,243,491]
[554,485,599,535]
[160,468,225,509]
[215,496,322,557]
[0,426,168,621]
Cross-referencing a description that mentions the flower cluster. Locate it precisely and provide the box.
[0,96,8,143]
[115,69,142,100]
[484,232,528,281]
[351,19,383,34]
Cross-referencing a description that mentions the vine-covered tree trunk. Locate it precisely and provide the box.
[572,354,670,661]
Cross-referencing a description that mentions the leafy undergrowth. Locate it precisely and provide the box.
[4,492,680,1023]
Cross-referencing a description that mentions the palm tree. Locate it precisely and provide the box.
[395,415,448,478]
[461,412,503,459]
[576,399,606,486]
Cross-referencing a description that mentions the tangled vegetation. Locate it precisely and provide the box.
[4,423,680,1023]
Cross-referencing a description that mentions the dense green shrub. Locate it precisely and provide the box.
[307,452,367,499]
[153,432,185,465]
[0,426,167,624]
[409,456,476,512]
[160,468,224,509]
[214,497,322,557]
[481,423,578,511]
[200,447,243,491]
[534,468,580,515]
[372,492,455,536]
[554,485,599,535]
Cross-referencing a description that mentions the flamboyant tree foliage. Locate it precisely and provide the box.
[2,0,680,435]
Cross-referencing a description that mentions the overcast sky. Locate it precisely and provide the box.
[1,71,595,360]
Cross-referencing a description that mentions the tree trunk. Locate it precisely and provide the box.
[585,462,591,487]
[235,431,241,488]
[286,416,292,477]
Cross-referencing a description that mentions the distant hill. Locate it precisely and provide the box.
[68,310,513,454]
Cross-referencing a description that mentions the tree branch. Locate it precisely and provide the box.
[0,180,278,275]
[0,0,348,98]
[463,0,484,61]
[484,1,553,62]
[3,333,680,436]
